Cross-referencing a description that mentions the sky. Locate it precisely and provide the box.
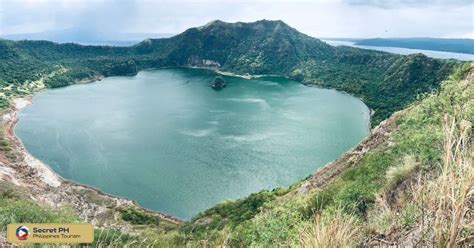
[0,0,473,39]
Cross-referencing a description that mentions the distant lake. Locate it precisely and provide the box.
[323,40,474,61]
[15,68,370,219]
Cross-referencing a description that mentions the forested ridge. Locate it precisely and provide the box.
[0,20,460,124]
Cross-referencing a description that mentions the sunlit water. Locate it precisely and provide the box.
[323,40,474,61]
[16,68,370,219]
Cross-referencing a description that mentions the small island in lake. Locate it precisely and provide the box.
[210,76,227,89]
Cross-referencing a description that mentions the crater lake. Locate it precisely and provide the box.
[15,68,370,219]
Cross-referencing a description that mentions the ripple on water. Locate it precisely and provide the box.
[15,68,370,219]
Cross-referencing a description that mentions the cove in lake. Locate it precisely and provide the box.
[15,68,370,219]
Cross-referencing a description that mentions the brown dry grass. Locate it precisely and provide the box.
[298,208,360,248]
[410,115,473,247]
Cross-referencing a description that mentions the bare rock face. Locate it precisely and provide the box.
[210,76,227,90]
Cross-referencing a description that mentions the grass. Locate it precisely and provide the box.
[304,149,397,218]
[174,63,472,246]
[385,155,418,187]
[229,207,303,247]
[0,181,79,246]
[409,115,473,247]
[0,181,179,247]
[0,63,471,247]
[363,63,473,246]
[182,187,288,238]
[119,206,160,226]
[298,208,360,247]
[0,182,78,227]
[304,64,471,220]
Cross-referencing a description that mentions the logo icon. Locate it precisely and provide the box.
[15,226,29,240]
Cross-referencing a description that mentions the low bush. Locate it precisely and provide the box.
[119,207,160,226]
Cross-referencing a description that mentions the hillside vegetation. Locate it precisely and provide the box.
[170,62,473,247]
[0,20,471,247]
[3,60,469,248]
[0,20,459,124]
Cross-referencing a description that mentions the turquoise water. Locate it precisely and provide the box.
[15,68,370,219]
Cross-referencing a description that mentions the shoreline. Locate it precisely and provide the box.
[301,81,374,131]
[1,66,373,227]
[183,65,377,129]
[202,66,375,129]
[2,95,183,228]
[8,98,62,187]
[184,65,282,79]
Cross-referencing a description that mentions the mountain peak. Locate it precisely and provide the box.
[199,19,290,30]
[200,20,227,28]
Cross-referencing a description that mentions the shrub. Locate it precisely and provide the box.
[385,155,418,187]
[119,207,159,226]
[299,208,360,247]
[0,198,78,227]
[230,209,303,247]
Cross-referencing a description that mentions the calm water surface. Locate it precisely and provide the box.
[16,68,369,219]
[323,40,474,61]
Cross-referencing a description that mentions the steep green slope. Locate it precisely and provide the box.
[0,20,459,125]
[172,62,473,247]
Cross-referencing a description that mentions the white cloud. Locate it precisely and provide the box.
[0,0,472,38]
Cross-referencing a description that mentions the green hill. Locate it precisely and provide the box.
[0,20,460,124]
[0,20,471,247]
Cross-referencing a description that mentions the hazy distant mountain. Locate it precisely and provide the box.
[1,27,174,46]
[354,38,474,54]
